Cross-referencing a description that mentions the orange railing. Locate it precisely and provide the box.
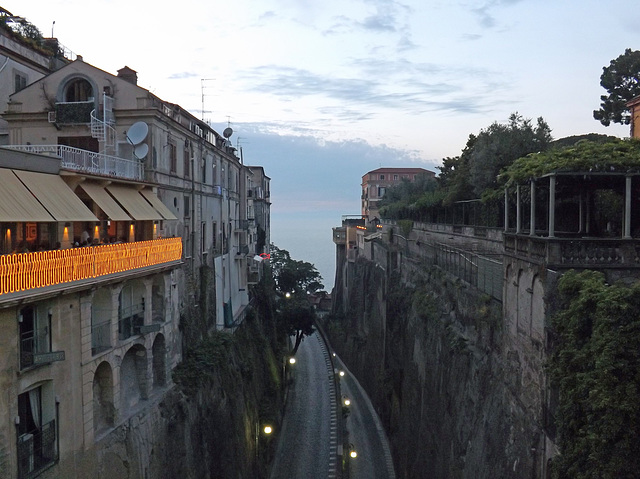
[0,238,182,296]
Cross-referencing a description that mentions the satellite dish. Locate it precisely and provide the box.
[126,121,149,145]
[223,127,233,138]
[133,143,149,160]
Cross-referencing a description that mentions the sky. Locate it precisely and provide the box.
[5,0,640,289]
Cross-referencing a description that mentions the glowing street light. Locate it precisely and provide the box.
[339,370,345,377]
[343,397,351,407]
[350,450,358,459]
[263,425,273,435]
[289,357,296,365]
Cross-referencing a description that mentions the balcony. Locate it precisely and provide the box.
[0,238,182,299]
[18,420,57,479]
[2,145,144,181]
[55,101,93,124]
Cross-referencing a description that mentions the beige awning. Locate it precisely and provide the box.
[78,183,132,221]
[14,170,98,222]
[139,189,178,220]
[106,185,163,220]
[0,169,55,222]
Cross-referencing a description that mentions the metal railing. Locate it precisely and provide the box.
[2,145,143,181]
[19,328,49,369]
[0,238,182,297]
[118,304,145,341]
[91,320,111,355]
[17,419,57,479]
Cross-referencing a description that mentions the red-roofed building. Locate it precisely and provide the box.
[361,167,435,220]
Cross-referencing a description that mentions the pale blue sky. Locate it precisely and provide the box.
[6,0,640,289]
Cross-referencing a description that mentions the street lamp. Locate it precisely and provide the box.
[289,357,296,365]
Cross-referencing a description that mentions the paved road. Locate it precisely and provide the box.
[336,356,396,479]
[270,332,339,478]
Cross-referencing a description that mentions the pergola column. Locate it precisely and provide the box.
[624,175,632,239]
[504,187,509,231]
[548,175,556,238]
[516,185,522,234]
[530,179,536,236]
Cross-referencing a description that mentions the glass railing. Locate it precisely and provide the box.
[0,238,182,297]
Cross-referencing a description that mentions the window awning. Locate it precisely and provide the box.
[139,189,178,220]
[106,185,163,220]
[0,169,55,222]
[78,183,132,221]
[13,170,98,222]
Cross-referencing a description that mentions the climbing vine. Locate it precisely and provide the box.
[549,270,640,478]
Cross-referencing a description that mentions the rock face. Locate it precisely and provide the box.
[326,254,546,479]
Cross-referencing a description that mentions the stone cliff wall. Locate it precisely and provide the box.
[326,251,546,479]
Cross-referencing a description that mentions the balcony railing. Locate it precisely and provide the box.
[2,145,144,181]
[0,238,182,297]
[504,233,640,267]
[18,420,57,479]
[91,320,111,355]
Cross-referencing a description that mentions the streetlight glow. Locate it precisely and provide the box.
[344,398,351,406]
[350,450,357,458]
[263,425,272,435]
[289,357,296,365]
[339,370,345,377]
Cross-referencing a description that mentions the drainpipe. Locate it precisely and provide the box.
[624,175,632,239]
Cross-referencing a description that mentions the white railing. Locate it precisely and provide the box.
[2,145,143,181]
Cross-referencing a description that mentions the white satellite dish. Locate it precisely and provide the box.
[126,121,149,145]
[133,143,149,160]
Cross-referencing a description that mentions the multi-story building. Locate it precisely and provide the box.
[0,40,268,479]
[361,167,435,220]
[0,8,73,144]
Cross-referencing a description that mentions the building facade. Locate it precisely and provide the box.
[361,167,435,220]
[0,32,269,479]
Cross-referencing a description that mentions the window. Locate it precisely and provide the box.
[212,222,217,252]
[184,195,190,219]
[19,305,51,370]
[183,146,190,178]
[378,186,386,197]
[393,174,398,180]
[64,78,93,102]
[14,72,28,93]
[169,143,177,173]
[379,174,385,180]
[17,385,58,478]
[201,221,206,253]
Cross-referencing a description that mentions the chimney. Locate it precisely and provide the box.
[117,66,138,85]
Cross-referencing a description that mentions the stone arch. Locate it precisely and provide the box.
[151,275,166,324]
[93,361,114,433]
[120,344,148,414]
[152,334,167,388]
[91,288,113,354]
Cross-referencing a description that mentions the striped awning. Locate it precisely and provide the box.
[106,185,163,221]
[78,183,132,221]
[139,189,178,220]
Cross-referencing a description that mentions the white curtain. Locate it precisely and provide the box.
[28,388,41,429]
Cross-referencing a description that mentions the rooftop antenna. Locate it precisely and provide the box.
[200,78,214,121]
[51,20,55,37]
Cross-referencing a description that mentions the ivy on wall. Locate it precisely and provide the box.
[549,270,640,478]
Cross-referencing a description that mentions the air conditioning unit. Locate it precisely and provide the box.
[48,111,56,123]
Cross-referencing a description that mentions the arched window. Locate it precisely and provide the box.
[120,345,148,414]
[93,362,114,433]
[64,78,93,102]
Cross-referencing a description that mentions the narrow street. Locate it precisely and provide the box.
[336,356,396,479]
[270,332,339,478]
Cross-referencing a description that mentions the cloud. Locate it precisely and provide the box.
[167,72,198,80]
[469,0,523,29]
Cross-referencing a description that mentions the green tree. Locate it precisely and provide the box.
[270,244,323,354]
[549,270,640,478]
[593,48,640,126]
[270,244,323,295]
[468,113,552,196]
